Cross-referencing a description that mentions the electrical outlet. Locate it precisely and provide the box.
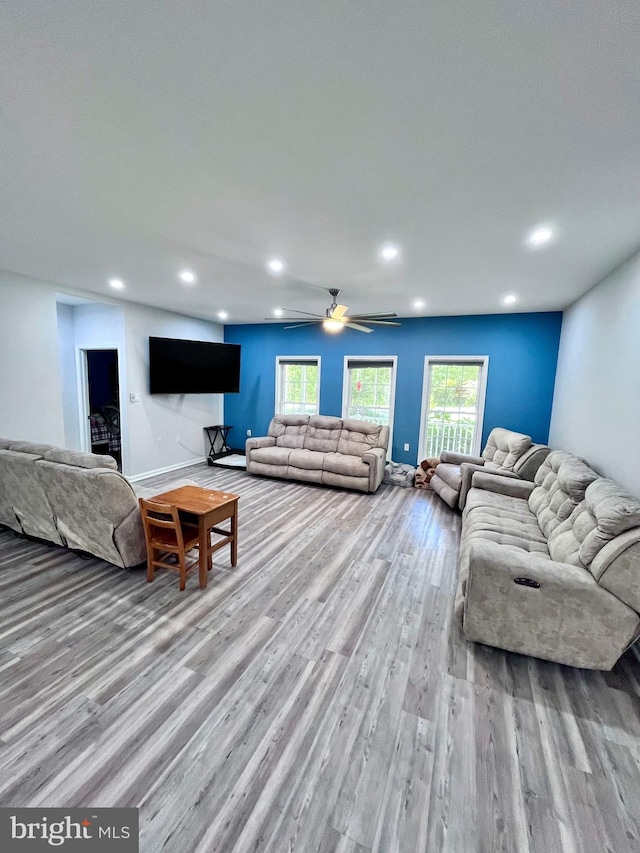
[246,429,252,437]
[157,437,162,446]
[404,443,410,452]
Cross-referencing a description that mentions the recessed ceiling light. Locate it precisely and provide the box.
[273,308,284,317]
[267,257,285,275]
[526,224,556,249]
[217,310,228,320]
[109,278,124,290]
[412,299,425,310]
[179,269,196,284]
[502,294,518,306]
[379,243,401,263]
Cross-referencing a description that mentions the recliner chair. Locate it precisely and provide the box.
[430,427,550,510]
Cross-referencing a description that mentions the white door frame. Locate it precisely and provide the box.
[342,355,398,459]
[76,346,126,462]
[417,355,489,462]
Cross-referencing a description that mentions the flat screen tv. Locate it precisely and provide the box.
[149,337,241,394]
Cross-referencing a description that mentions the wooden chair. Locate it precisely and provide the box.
[139,498,201,591]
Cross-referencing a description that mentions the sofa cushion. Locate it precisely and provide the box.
[529,455,598,538]
[547,480,640,569]
[433,462,462,490]
[464,529,551,556]
[269,414,309,449]
[337,421,384,457]
[289,449,326,471]
[464,512,546,544]
[304,415,342,453]
[482,427,531,471]
[0,438,13,449]
[579,480,640,567]
[44,448,118,470]
[464,488,531,518]
[249,446,292,466]
[9,440,57,456]
[323,452,370,478]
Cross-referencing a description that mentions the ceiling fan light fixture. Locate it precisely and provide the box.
[323,318,344,333]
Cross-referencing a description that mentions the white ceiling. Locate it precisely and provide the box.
[2,1,640,323]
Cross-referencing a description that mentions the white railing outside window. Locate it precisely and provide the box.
[275,357,320,416]
[418,357,488,461]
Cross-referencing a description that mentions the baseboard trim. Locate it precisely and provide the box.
[127,456,207,483]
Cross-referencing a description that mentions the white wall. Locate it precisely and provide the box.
[56,302,81,449]
[71,302,128,464]
[1,273,224,478]
[124,302,224,478]
[0,274,65,444]
[550,251,640,496]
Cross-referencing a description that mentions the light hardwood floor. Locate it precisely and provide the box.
[1,464,640,853]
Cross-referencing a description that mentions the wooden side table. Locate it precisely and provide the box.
[149,485,239,589]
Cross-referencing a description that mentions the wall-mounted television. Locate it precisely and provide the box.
[149,337,241,394]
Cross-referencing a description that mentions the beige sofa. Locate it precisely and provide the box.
[0,438,146,567]
[456,450,640,670]
[246,414,389,493]
[431,426,550,510]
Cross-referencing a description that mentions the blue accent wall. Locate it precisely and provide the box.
[224,312,562,463]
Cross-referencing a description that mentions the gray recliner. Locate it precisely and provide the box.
[430,427,550,510]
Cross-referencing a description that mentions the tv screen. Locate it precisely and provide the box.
[149,337,241,394]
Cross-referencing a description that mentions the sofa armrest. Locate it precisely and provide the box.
[458,462,489,509]
[246,436,276,454]
[470,470,534,500]
[440,449,485,466]
[462,539,639,670]
[362,447,386,492]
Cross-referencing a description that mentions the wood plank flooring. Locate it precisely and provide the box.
[1,464,640,852]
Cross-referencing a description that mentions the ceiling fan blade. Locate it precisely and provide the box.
[348,312,398,320]
[264,317,322,321]
[354,319,402,326]
[330,304,348,320]
[282,308,325,318]
[343,321,374,333]
[284,321,319,329]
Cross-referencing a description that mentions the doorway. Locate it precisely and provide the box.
[79,349,122,470]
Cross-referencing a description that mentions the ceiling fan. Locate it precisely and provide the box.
[267,288,402,333]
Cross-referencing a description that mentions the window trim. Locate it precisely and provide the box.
[417,355,489,462]
[275,355,321,416]
[342,355,398,454]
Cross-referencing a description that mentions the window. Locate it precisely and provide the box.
[342,356,397,440]
[275,357,320,416]
[418,356,488,459]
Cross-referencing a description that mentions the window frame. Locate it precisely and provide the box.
[341,355,398,453]
[274,355,321,417]
[417,355,489,462]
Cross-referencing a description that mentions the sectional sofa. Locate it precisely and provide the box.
[0,438,146,567]
[456,450,640,669]
[246,414,389,493]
